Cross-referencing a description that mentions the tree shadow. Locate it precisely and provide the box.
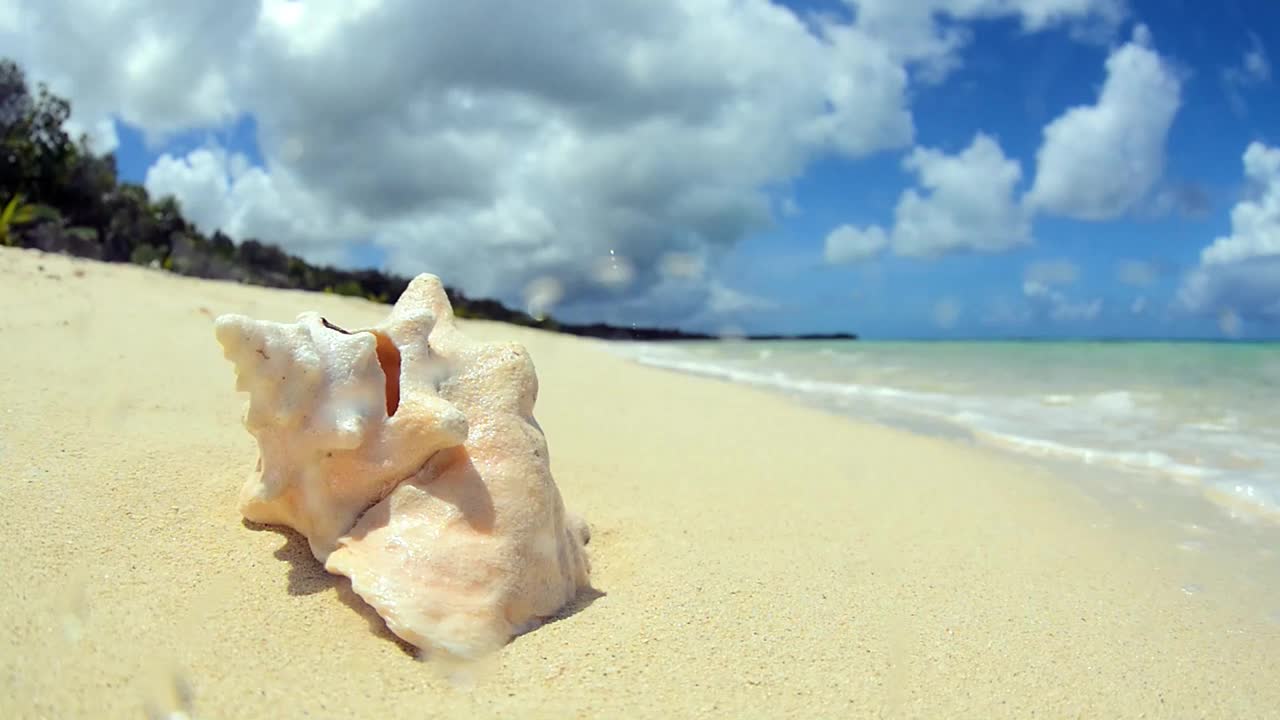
[242,519,418,657]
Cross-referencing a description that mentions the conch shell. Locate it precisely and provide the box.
[214,274,591,658]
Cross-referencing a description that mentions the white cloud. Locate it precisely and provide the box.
[1024,258,1079,286]
[933,297,962,329]
[1023,280,1103,321]
[1116,259,1158,287]
[144,148,236,232]
[824,224,888,264]
[1223,32,1271,114]
[1025,25,1181,220]
[6,0,929,322]
[824,133,1029,261]
[143,146,368,266]
[1144,182,1212,219]
[843,0,1125,81]
[1052,297,1103,321]
[891,133,1032,257]
[1180,258,1280,324]
[3,0,1124,324]
[1218,309,1243,338]
[647,278,780,332]
[1200,143,1280,265]
[984,296,1033,327]
[1245,49,1271,81]
[658,252,706,281]
[1180,142,1280,326]
[706,282,779,315]
[63,116,120,154]
[0,1,255,151]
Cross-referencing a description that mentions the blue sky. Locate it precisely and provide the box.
[58,0,1280,338]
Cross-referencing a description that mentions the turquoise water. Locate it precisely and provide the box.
[611,340,1280,526]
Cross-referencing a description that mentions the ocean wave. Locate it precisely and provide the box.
[608,342,1280,527]
[617,347,936,403]
[968,428,1215,484]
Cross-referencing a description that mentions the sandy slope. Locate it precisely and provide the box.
[1,246,1277,719]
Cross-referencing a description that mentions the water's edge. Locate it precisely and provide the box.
[606,339,1280,625]
[607,340,1280,527]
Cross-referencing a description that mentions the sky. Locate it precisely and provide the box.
[3,0,1278,338]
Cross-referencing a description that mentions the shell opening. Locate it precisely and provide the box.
[320,317,401,417]
[370,331,401,417]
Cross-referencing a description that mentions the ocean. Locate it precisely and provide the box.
[609,340,1280,530]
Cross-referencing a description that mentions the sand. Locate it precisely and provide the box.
[2,246,1278,719]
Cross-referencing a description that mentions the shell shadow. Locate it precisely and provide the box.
[242,519,418,657]
[241,518,602,656]
[538,586,607,630]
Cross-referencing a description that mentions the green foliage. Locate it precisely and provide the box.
[1,60,78,205]
[332,280,364,297]
[68,226,98,242]
[0,194,33,245]
[129,243,164,266]
[0,195,57,245]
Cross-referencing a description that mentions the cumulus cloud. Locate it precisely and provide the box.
[843,0,1125,81]
[1222,32,1271,114]
[1025,25,1181,220]
[1017,257,1101,324]
[1023,281,1102,321]
[824,224,887,264]
[0,1,256,151]
[4,0,1127,325]
[7,0,929,322]
[706,282,780,315]
[1180,257,1280,328]
[1199,143,1280,265]
[821,133,1029,262]
[143,146,367,267]
[1243,39,1272,81]
[1144,182,1212,219]
[1180,142,1280,328]
[1116,259,1158,287]
[1024,258,1079,286]
[891,133,1032,257]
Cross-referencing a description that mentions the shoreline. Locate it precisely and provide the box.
[3,247,1279,718]
[610,338,1280,625]
[610,339,1280,532]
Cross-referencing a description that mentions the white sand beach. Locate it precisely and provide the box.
[2,246,1278,719]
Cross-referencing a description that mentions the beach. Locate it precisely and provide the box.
[2,246,1278,719]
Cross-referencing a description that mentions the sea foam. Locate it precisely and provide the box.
[610,340,1280,526]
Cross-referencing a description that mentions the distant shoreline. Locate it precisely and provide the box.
[555,323,858,342]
